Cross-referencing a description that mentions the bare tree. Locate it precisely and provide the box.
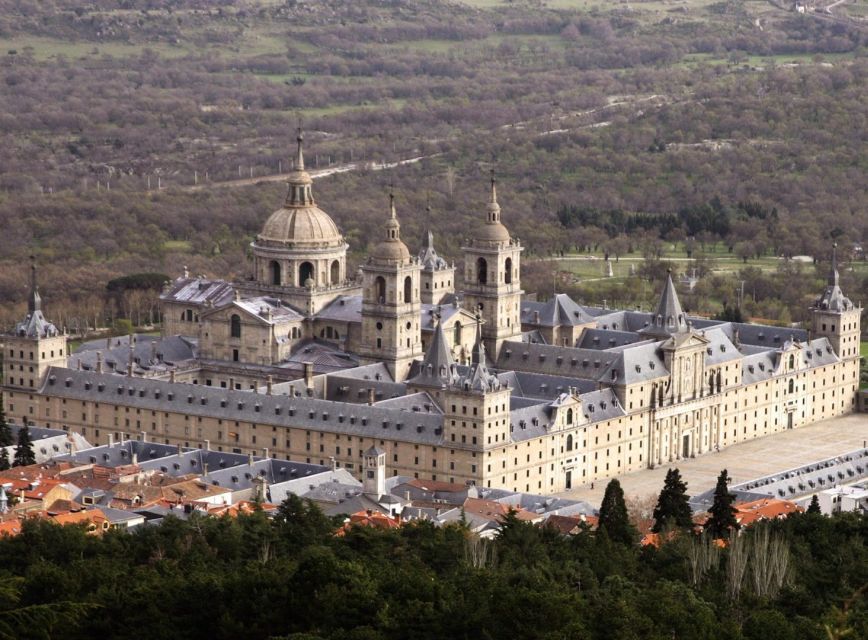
[688,531,721,587]
[464,532,496,569]
[726,533,749,601]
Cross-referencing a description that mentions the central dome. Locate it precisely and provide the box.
[258,204,344,248]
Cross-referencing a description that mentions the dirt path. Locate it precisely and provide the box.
[174,153,440,193]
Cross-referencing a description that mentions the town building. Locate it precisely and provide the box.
[1,135,862,495]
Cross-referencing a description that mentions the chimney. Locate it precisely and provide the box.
[367,388,376,406]
[329,456,337,471]
[203,461,209,476]
[108,433,114,447]
[77,359,82,371]
[262,447,269,459]
[177,443,182,456]
[248,451,254,466]
[533,310,540,324]
[96,351,103,373]
[289,384,295,397]
[141,431,147,443]
[303,362,314,389]
[150,341,157,363]
[170,370,176,384]
[132,452,138,465]
[203,439,210,451]
[266,375,273,395]
[106,337,111,349]
[229,377,235,391]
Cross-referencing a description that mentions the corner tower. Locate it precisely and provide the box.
[358,192,423,382]
[812,243,861,360]
[461,174,523,359]
[2,259,68,398]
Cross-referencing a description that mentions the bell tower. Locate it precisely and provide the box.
[358,192,423,382]
[461,173,523,360]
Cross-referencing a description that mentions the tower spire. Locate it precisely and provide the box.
[829,242,839,287]
[487,170,500,223]
[294,127,305,171]
[28,255,41,314]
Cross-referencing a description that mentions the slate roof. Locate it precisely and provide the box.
[41,368,447,446]
[640,272,689,338]
[407,320,459,389]
[497,371,596,400]
[160,276,235,308]
[419,230,450,271]
[70,334,197,374]
[521,294,595,327]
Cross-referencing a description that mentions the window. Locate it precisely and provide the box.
[375,276,386,303]
[476,257,488,285]
[330,260,340,284]
[299,261,315,286]
[270,260,281,285]
[504,257,512,284]
[566,434,573,452]
[404,276,412,303]
[230,314,241,338]
[566,408,573,425]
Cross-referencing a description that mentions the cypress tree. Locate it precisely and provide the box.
[706,469,739,538]
[806,494,821,515]
[598,478,636,545]
[0,397,12,447]
[652,468,693,533]
[13,425,36,467]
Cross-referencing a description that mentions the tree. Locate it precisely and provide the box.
[0,398,11,447]
[652,468,693,533]
[0,449,9,472]
[806,494,821,515]
[13,425,35,467]
[706,469,739,539]
[598,479,636,545]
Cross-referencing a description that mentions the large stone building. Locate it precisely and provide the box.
[1,137,862,495]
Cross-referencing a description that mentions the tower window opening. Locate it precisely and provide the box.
[330,260,340,284]
[505,257,513,284]
[299,262,315,286]
[375,276,386,303]
[230,314,242,339]
[477,257,488,285]
[404,276,412,303]
[270,261,281,286]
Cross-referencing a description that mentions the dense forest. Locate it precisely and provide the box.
[0,0,866,329]
[0,495,864,640]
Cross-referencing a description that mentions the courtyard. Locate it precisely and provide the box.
[556,412,868,506]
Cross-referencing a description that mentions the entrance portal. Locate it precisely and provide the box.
[787,412,793,429]
[682,434,690,459]
[565,470,572,490]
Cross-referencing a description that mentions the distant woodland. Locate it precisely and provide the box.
[0,0,866,330]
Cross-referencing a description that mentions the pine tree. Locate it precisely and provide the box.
[0,397,12,447]
[652,468,694,533]
[806,494,821,515]
[706,469,739,539]
[598,478,636,545]
[0,448,9,472]
[13,425,36,467]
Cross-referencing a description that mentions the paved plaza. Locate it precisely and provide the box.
[556,413,868,507]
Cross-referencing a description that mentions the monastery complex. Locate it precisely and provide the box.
[2,133,862,495]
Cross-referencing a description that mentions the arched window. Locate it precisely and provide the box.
[788,354,795,369]
[476,257,488,285]
[788,378,794,394]
[504,257,513,284]
[326,326,333,339]
[299,262,315,286]
[566,434,573,451]
[230,314,241,339]
[270,261,281,286]
[404,276,412,303]
[330,260,340,285]
[566,408,573,425]
[375,276,386,303]
[185,309,193,322]
[454,321,462,345]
